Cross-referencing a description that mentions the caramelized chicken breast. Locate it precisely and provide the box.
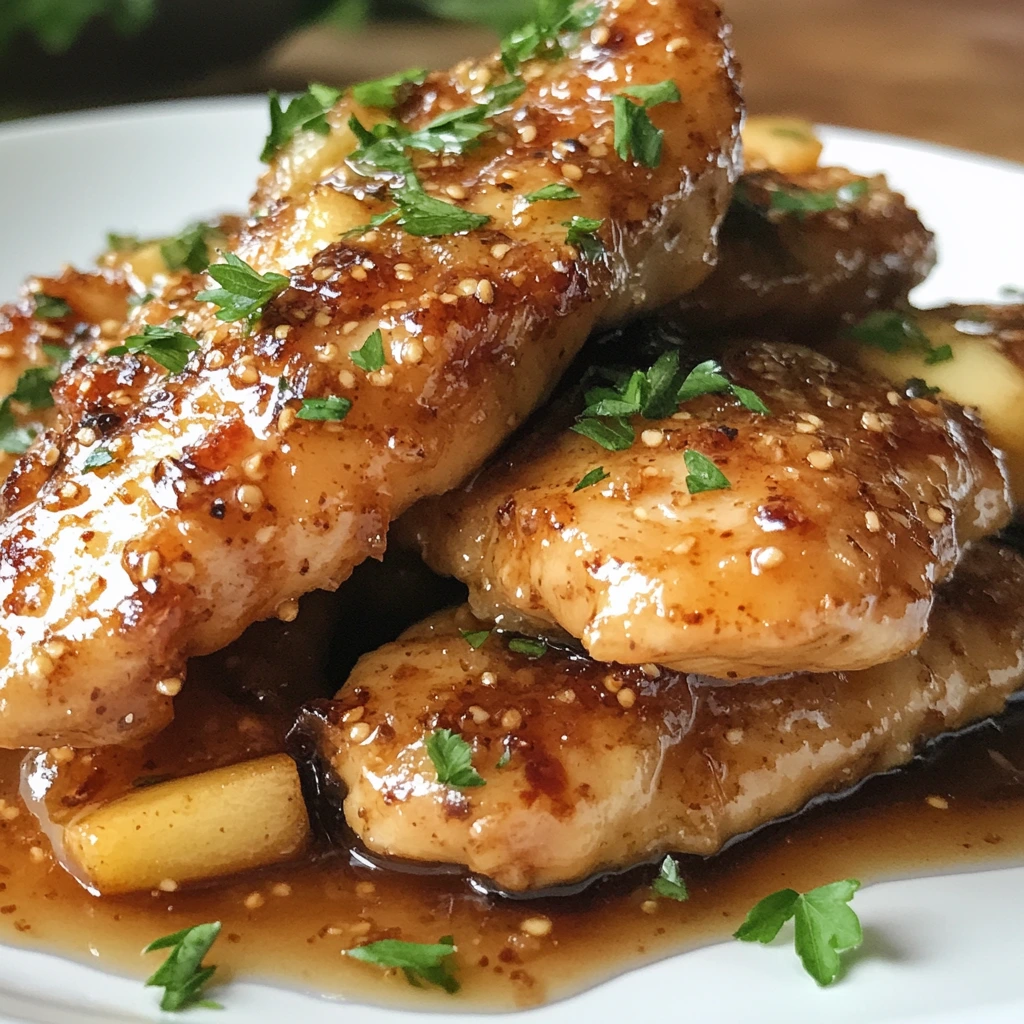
[303,542,1024,892]
[0,0,742,747]
[406,340,1010,678]
[670,166,935,336]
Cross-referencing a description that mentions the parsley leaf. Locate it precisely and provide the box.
[83,446,115,472]
[508,637,547,659]
[352,68,427,109]
[196,254,289,328]
[734,879,862,986]
[392,187,491,237]
[572,416,634,451]
[525,183,581,203]
[143,921,222,1012]
[563,215,604,259]
[297,396,352,421]
[574,466,609,491]
[107,232,141,251]
[651,855,689,901]
[33,293,71,319]
[425,729,485,788]
[0,360,62,454]
[350,329,386,372]
[847,310,953,364]
[736,179,870,218]
[501,1,600,72]
[683,450,730,494]
[160,223,215,274]
[613,81,680,168]
[460,628,491,649]
[496,742,512,769]
[108,324,200,375]
[347,935,460,993]
[678,359,772,414]
[261,83,342,162]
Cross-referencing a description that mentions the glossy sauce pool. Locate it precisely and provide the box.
[0,687,1022,1013]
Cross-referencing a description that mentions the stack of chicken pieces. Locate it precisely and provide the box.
[2,0,1024,897]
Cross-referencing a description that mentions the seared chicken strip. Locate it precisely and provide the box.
[671,166,936,336]
[303,542,1024,893]
[406,340,1010,678]
[0,0,742,747]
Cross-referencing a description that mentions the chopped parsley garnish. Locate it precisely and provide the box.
[350,328,386,372]
[651,855,689,901]
[683,450,730,494]
[571,416,634,451]
[904,377,940,399]
[613,80,681,168]
[160,222,215,274]
[33,293,71,319]
[391,186,491,237]
[297,396,352,421]
[106,232,141,251]
[347,935,459,993]
[352,68,427,109]
[0,362,62,454]
[734,879,862,987]
[83,446,115,472]
[108,324,200,375]
[425,729,485,788]
[525,183,581,203]
[143,921,223,1012]
[460,628,491,649]
[574,466,609,491]
[261,83,342,162]
[677,359,772,414]
[736,179,870,218]
[496,742,512,769]
[847,310,953,364]
[196,254,289,329]
[508,637,547,659]
[563,215,604,259]
[500,2,600,73]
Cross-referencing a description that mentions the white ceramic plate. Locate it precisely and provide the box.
[0,99,1022,1024]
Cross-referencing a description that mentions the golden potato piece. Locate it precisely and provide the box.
[742,115,823,174]
[60,754,310,895]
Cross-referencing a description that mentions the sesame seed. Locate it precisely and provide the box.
[725,727,744,745]
[641,899,659,915]
[519,124,538,144]
[394,263,414,282]
[887,390,901,406]
[236,483,264,512]
[864,510,882,532]
[312,267,334,282]
[633,506,649,521]
[457,278,478,296]
[440,292,459,305]
[338,369,356,388]
[927,506,947,524]
[795,421,818,434]
[926,794,949,810]
[491,243,511,260]
[476,279,495,304]
[604,673,623,693]
[276,598,299,622]
[48,745,75,764]
[401,339,424,365]
[278,407,297,432]
[591,25,611,45]
[244,891,264,910]
[501,708,523,730]
[671,536,696,555]
[348,921,371,937]
[445,184,467,200]
[481,671,497,687]
[561,163,584,181]
[555,688,576,704]
[317,343,339,362]
[520,916,552,938]
[59,481,80,500]
[666,35,690,52]
[272,883,292,897]
[341,706,364,724]
[255,526,276,544]
[754,546,785,570]
[314,311,332,329]
[75,427,97,446]
[1,806,19,821]
[671,410,692,421]
[467,705,490,724]
[158,879,179,893]
[806,449,834,471]
[206,350,227,370]
[242,453,266,480]
[235,363,260,385]
[500,168,519,181]
[641,428,664,448]
[350,266,368,282]
[588,142,609,158]
[355,880,376,897]
[368,368,395,387]
[274,324,292,340]
[26,653,54,681]
[640,663,661,679]
[861,411,885,433]
[42,445,60,467]
[342,321,359,335]
[617,687,636,708]
[140,550,162,580]
[156,676,183,697]
[28,846,45,863]
[349,722,371,743]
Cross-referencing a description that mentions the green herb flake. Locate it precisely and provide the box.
[734,879,862,987]
[525,183,581,203]
[677,359,770,414]
[392,187,491,237]
[83,447,114,472]
[574,466,609,491]
[620,80,681,107]
[347,935,459,993]
[683,450,730,495]
[297,396,352,422]
[496,741,512,769]
[563,215,605,259]
[0,359,62,454]
[612,80,680,169]
[143,921,223,1012]
[350,328,386,372]
[33,293,71,319]
[160,222,215,274]
[107,324,200,376]
[459,628,491,649]
[261,83,343,162]
[571,416,634,451]
[904,377,940,399]
[847,309,953,364]
[106,232,141,252]
[507,637,547,659]
[761,178,870,217]
[352,68,427,109]
[425,729,485,789]
[651,855,689,902]
[500,2,599,72]
[196,253,289,328]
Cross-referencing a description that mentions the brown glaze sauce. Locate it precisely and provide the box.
[0,679,1022,1012]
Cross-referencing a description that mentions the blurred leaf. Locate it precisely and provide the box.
[0,0,156,53]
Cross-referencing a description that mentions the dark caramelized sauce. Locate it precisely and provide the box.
[0,685,1022,1011]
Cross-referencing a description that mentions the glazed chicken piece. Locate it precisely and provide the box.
[303,542,1024,892]
[0,0,742,747]
[670,165,936,336]
[405,340,1010,678]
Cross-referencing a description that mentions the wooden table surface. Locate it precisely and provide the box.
[259,0,1024,164]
